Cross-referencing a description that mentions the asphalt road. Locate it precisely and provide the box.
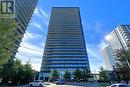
[43,82,103,87]
[2,82,103,87]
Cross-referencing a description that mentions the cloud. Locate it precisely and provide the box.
[85,21,110,41]
[40,9,49,18]
[86,43,101,62]
[29,7,49,32]
[34,7,41,16]
[18,42,43,56]
[32,63,41,71]
[23,31,43,41]
[34,7,49,19]
[16,21,46,72]
[98,40,107,49]
[33,7,49,26]
[16,7,49,72]
[16,54,42,71]
[32,22,43,31]
[95,22,103,33]
[86,40,107,73]
[24,32,33,39]
[86,21,104,33]
[16,41,44,71]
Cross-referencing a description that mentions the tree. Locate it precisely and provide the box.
[64,70,71,81]
[82,69,91,81]
[1,58,15,84]
[115,49,130,82]
[0,16,19,82]
[12,59,25,85]
[74,68,83,81]
[13,60,35,85]
[0,58,36,85]
[0,4,35,86]
[23,61,35,83]
[0,18,17,66]
[116,49,130,66]
[51,69,59,82]
[0,3,17,65]
[99,67,109,82]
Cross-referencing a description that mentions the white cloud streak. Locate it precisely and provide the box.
[98,40,107,49]
[32,63,41,71]
[23,31,43,41]
[16,42,44,71]
[16,7,49,71]
[16,54,42,71]
[34,7,49,19]
[18,42,43,56]
[33,22,43,31]
[86,40,107,73]
[29,9,49,31]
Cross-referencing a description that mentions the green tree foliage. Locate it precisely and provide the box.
[0,0,17,65]
[99,67,109,82]
[0,4,35,86]
[24,61,35,83]
[64,70,71,81]
[82,69,91,81]
[51,69,59,81]
[115,49,130,82]
[0,18,17,66]
[0,58,35,85]
[74,68,83,81]
[1,58,15,83]
[116,49,130,65]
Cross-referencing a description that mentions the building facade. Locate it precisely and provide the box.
[105,25,130,59]
[101,46,115,70]
[40,7,90,80]
[11,0,38,57]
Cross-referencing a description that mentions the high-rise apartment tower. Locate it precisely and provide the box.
[105,25,130,59]
[101,46,115,70]
[40,7,90,80]
[1,0,38,57]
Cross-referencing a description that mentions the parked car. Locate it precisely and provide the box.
[108,83,128,87]
[29,80,44,87]
[55,79,65,84]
